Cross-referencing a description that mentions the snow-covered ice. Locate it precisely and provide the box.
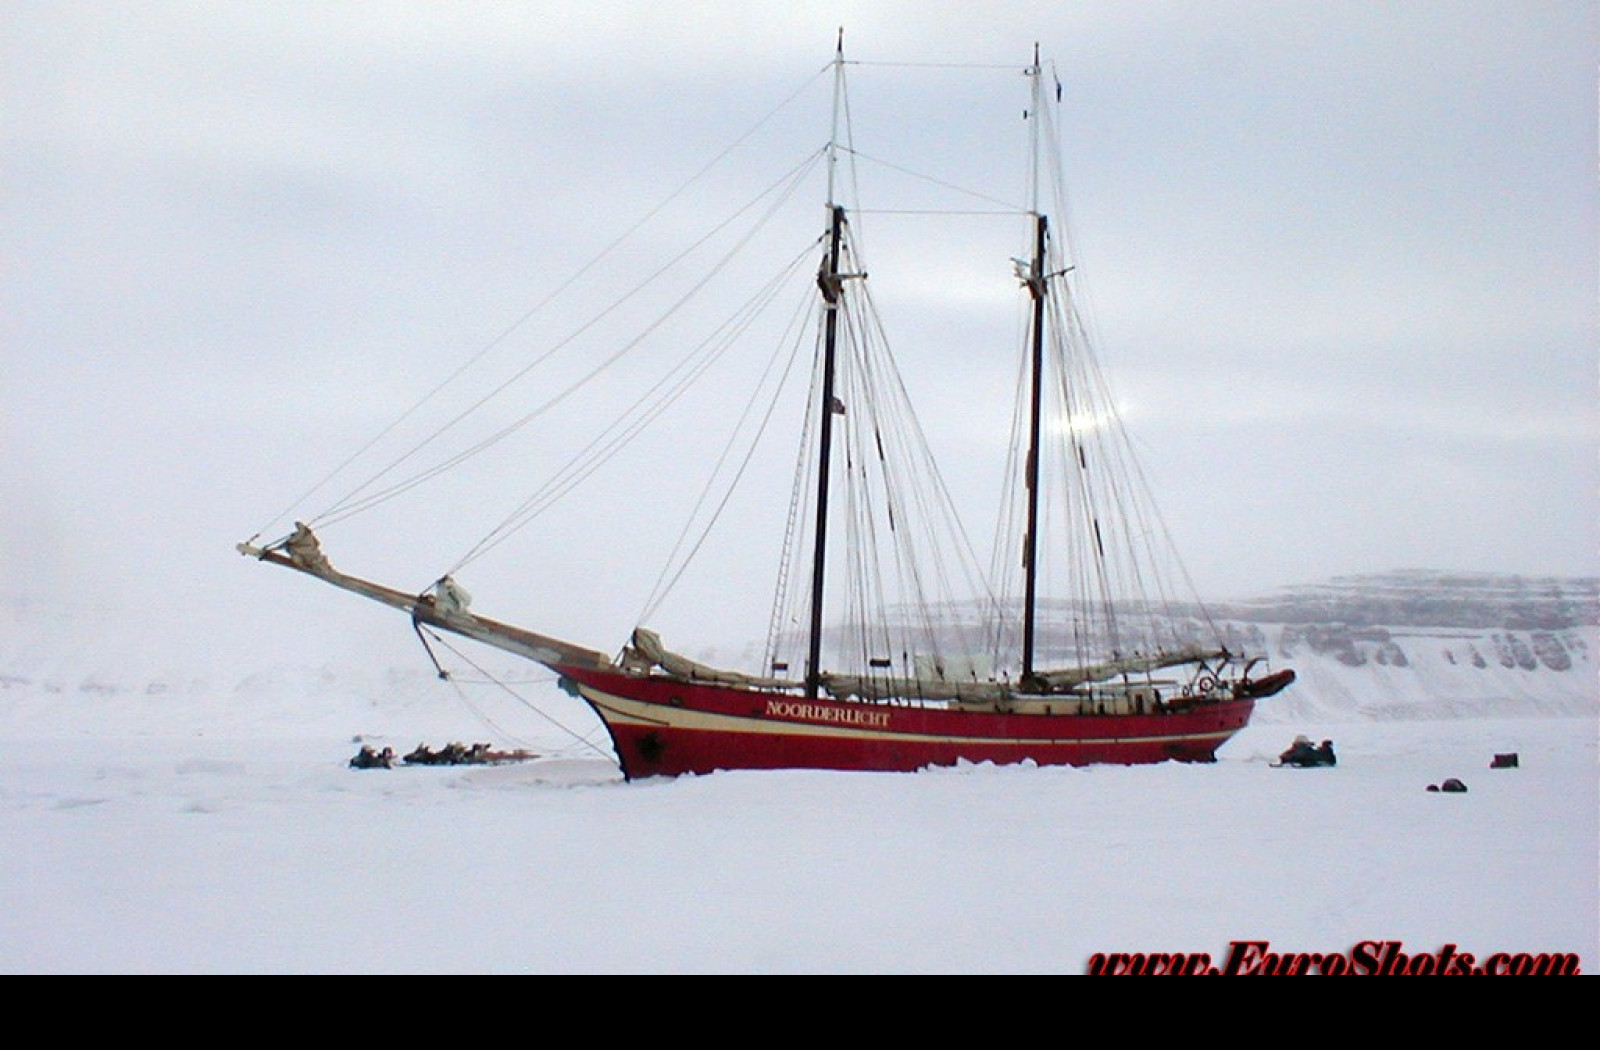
[1,672,1593,973]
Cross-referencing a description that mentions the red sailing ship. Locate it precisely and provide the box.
[241,41,1293,779]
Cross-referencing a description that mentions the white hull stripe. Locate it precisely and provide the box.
[579,684,1235,749]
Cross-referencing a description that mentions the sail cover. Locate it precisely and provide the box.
[631,630,1012,701]
[1029,646,1228,690]
[628,628,795,690]
[819,673,1007,703]
[630,630,1224,700]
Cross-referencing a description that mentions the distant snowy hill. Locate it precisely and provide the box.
[1214,570,1597,632]
[1,571,1594,740]
[1214,571,1597,723]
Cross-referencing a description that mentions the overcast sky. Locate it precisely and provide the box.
[3,2,1595,673]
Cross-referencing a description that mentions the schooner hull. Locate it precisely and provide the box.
[560,665,1255,779]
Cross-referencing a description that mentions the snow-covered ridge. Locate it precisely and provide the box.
[1218,571,1598,723]
[1212,569,1598,630]
[1,572,1594,736]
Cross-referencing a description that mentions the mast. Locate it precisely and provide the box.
[1021,44,1048,683]
[1021,212,1047,683]
[807,205,846,699]
[807,33,848,700]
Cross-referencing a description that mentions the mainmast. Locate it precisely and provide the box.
[806,31,848,700]
[1021,44,1049,684]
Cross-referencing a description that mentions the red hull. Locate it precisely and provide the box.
[559,665,1255,779]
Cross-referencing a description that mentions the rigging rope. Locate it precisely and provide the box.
[758,222,999,685]
[763,325,823,675]
[835,146,1023,213]
[635,279,816,626]
[843,60,1023,70]
[309,151,826,535]
[447,176,824,576]
[417,624,614,760]
[257,63,834,541]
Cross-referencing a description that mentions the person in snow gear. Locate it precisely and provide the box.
[350,745,395,769]
[1276,735,1336,767]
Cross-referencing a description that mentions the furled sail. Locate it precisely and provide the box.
[625,628,794,690]
[819,673,1008,703]
[1029,646,1230,691]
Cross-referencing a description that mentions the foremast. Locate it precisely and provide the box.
[805,32,849,701]
[806,203,846,700]
[1020,209,1048,686]
[1020,43,1049,687]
